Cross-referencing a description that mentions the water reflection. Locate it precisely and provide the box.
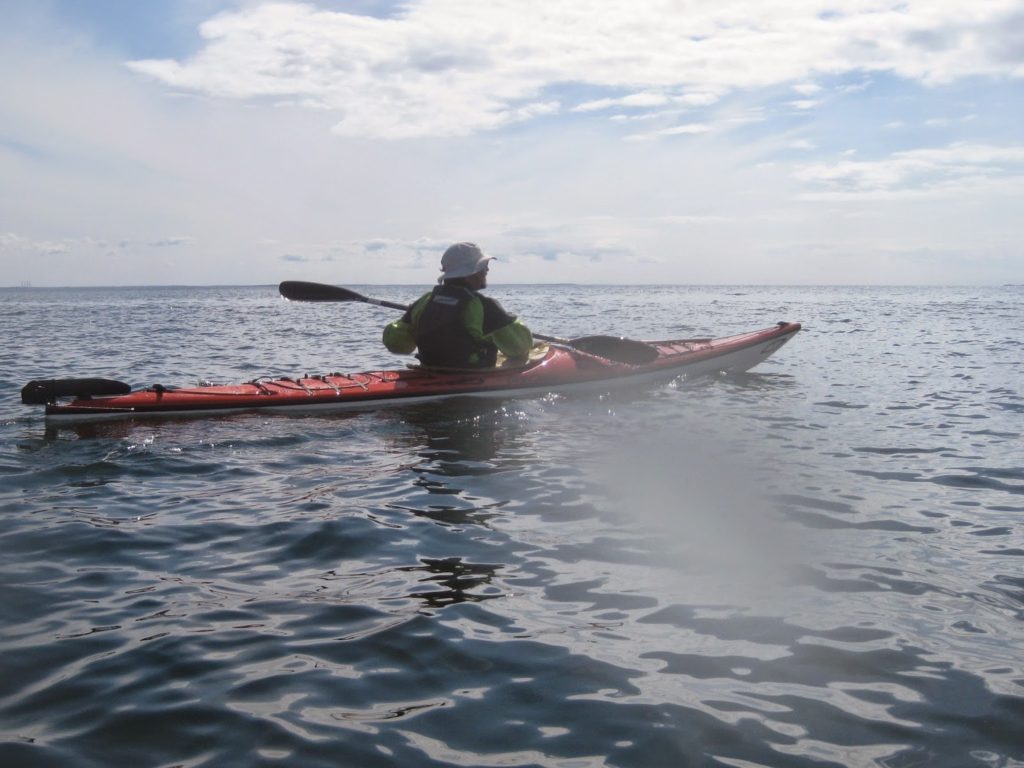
[387,499,506,528]
[386,400,532,480]
[398,557,504,607]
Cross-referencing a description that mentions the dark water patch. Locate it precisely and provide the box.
[795,566,904,595]
[963,428,1020,439]
[774,493,859,515]
[398,557,507,607]
[980,548,1024,557]
[930,472,1023,495]
[386,500,505,528]
[783,509,939,533]
[816,400,868,409]
[960,466,1024,481]
[850,467,1024,496]
[969,526,1013,537]
[853,446,951,455]
[993,400,1024,413]
[986,575,1024,611]
[544,578,660,613]
[851,469,923,482]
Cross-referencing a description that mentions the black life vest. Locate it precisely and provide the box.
[411,285,515,368]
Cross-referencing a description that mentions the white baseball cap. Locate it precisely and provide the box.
[439,242,494,280]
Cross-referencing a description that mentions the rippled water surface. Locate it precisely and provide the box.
[1,285,1022,767]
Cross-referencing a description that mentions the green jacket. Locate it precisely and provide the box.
[383,287,533,367]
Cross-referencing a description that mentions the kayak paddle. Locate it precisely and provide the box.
[278,280,659,365]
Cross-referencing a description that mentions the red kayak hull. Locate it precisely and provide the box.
[39,322,800,422]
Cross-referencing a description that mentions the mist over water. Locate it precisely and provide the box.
[1,284,1022,767]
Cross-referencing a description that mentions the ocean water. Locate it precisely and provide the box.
[0,284,1021,768]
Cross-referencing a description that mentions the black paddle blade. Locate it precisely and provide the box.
[567,336,659,365]
[279,281,410,311]
[279,281,366,302]
[22,378,132,405]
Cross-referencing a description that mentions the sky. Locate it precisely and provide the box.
[1,0,1023,286]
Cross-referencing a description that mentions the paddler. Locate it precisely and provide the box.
[383,242,533,368]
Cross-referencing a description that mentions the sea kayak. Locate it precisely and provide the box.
[22,322,800,423]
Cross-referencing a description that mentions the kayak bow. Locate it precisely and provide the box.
[23,322,800,423]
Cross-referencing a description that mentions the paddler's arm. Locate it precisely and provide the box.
[487,319,533,360]
[383,317,416,354]
[383,293,430,355]
[468,296,534,361]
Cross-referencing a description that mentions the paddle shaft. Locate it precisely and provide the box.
[277,281,660,364]
[279,281,560,342]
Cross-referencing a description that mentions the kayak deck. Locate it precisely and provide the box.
[29,322,801,422]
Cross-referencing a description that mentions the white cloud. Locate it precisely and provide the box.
[0,232,72,256]
[625,123,713,141]
[838,78,873,94]
[656,215,733,224]
[128,0,1024,139]
[792,82,822,96]
[674,92,722,107]
[659,123,713,136]
[1,232,198,256]
[150,236,196,248]
[794,142,1024,198]
[573,92,671,112]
